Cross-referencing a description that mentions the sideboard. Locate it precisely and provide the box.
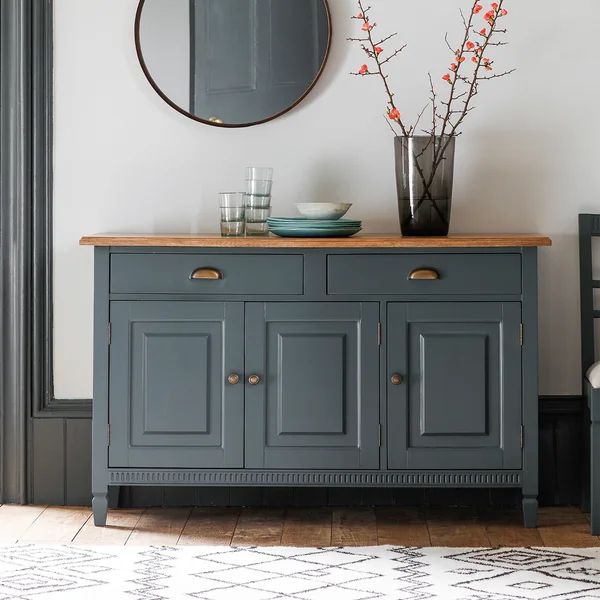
[79,233,552,527]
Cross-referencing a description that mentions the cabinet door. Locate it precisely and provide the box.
[245,303,380,469]
[387,303,522,470]
[109,302,244,468]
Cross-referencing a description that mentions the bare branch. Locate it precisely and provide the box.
[379,45,408,65]
[477,68,516,80]
[412,104,429,135]
[428,72,438,138]
[383,114,402,136]
[444,33,454,53]
[374,33,399,46]
[349,0,411,137]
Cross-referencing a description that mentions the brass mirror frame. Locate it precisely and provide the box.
[134,0,332,128]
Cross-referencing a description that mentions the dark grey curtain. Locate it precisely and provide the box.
[0,0,53,503]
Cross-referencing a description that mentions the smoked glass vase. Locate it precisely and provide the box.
[394,135,455,236]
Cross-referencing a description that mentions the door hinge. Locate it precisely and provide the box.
[378,424,382,447]
[520,425,524,449]
[107,323,112,346]
[107,424,111,446]
[519,323,524,346]
[377,322,382,347]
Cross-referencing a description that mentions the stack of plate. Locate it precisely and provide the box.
[268,217,362,238]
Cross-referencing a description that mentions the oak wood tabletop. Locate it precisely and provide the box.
[79,233,552,248]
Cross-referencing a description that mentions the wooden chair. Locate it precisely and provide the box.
[580,214,600,533]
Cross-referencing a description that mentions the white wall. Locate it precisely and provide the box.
[54,0,600,398]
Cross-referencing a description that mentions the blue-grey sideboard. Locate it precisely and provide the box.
[79,233,552,527]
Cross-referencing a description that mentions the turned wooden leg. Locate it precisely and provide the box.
[522,496,538,529]
[92,489,108,527]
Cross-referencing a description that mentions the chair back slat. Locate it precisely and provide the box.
[580,214,600,378]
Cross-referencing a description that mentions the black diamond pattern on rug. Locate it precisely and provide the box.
[0,545,599,599]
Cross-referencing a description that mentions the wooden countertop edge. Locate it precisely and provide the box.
[79,234,552,248]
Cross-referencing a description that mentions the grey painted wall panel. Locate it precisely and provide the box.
[65,419,92,505]
[31,419,65,505]
[1,0,55,504]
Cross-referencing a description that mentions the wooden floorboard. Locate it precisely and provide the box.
[376,508,431,547]
[126,508,191,546]
[2,505,600,547]
[0,505,47,543]
[19,506,91,544]
[178,507,239,546]
[425,508,492,547]
[281,508,332,547]
[232,508,285,546]
[332,508,378,547]
[537,506,600,547]
[73,509,144,545]
[480,509,545,547]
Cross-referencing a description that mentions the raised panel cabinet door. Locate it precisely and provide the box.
[245,302,380,469]
[109,301,244,468]
[387,302,522,470]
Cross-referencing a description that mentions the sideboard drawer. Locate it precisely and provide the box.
[110,253,304,295]
[327,254,521,295]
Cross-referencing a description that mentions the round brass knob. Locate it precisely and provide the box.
[248,374,261,386]
[390,373,403,386]
[227,373,240,385]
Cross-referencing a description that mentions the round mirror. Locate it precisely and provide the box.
[135,0,332,128]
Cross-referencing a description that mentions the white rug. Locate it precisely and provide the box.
[1,545,600,599]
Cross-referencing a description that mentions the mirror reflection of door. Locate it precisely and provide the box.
[136,0,331,126]
[190,0,329,125]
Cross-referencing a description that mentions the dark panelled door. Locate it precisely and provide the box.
[387,302,522,470]
[245,302,380,469]
[109,301,244,468]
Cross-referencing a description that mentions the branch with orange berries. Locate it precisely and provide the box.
[349,0,515,209]
[348,1,414,136]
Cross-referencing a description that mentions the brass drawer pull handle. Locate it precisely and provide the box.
[248,374,261,386]
[390,373,404,386]
[409,268,440,281]
[227,373,240,385]
[190,267,223,280]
